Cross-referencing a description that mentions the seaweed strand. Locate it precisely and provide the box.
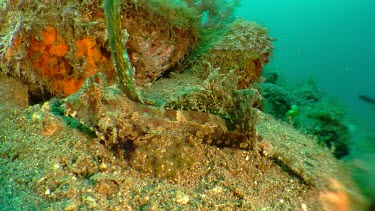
[104,0,144,103]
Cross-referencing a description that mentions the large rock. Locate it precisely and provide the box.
[0,0,198,97]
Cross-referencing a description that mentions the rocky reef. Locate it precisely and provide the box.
[1,0,198,98]
[0,0,366,210]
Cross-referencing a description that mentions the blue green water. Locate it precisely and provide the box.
[235,1,375,204]
[236,0,375,128]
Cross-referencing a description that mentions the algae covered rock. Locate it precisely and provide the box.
[0,1,271,102]
[184,19,273,89]
[261,72,350,159]
[205,19,272,89]
[0,0,271,178]
[0,0,198,98]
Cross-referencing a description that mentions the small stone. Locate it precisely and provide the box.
[31,111,43,121]
[99,162,108,171]
[42,102,51,112]
[175,191,189,205]
[211,186,223,194]
[53,163,60,170]
[64,201,78,211]
[85,196,98,208]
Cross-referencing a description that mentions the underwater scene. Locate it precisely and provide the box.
[0,0,373,210]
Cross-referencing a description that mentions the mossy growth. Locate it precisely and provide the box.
[128,0,200,27]
[0,8,21,57]
[261,70,350,158]
[164,65,260,121]
[183,0,240,27]
[0,0,8,11]
[1,0,202,102]
[294,101,350,158]
[261,82,299,121]
[176,19,273,90]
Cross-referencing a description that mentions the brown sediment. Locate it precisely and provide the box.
[0,96,360,210]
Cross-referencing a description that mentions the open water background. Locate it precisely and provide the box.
[236,0,375,129]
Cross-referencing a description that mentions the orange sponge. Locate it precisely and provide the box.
[29,26,71,94]
[75,37,105,76]
[27,26,112,96]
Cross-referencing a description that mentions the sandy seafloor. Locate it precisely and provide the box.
[0,75,368,210]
